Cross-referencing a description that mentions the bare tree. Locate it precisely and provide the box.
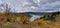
[4,3,11,13]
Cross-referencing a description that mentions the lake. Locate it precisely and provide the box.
[30,14,43,21]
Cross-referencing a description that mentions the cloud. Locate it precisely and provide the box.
[0,0,60,13]
[0,0,2,4]
[39,1,60,12]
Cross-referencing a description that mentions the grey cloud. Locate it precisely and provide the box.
[0,0,60,13]
[38,1,60,12]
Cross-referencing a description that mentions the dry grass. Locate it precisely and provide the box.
[33,19,60,28]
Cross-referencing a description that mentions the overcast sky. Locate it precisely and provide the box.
[0,0,60,13]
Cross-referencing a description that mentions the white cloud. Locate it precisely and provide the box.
[0,0,60,13]
[0,0,2,4]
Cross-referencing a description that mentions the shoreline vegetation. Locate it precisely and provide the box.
[0,11,60,28]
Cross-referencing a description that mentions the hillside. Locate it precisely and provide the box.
[0,10,60,28]
[33,11,60,28]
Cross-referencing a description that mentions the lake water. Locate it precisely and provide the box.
[30,14,43,21]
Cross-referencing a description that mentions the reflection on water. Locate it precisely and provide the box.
[30,14,43,21]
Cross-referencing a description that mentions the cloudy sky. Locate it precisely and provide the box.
[0,0,60,13]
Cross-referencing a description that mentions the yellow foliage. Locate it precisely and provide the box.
[34,19,48,27]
